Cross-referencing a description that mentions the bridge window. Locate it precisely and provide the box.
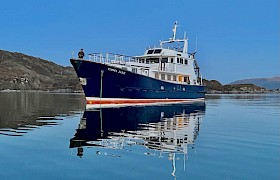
[147,50,154,54]
[154,49,162,54]
[147,49,162,54]
[146,58,159,63]
[170,58,174,63]
[184,59,188,65]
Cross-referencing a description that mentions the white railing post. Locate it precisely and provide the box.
[106,53,109,63]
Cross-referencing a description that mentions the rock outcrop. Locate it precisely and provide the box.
[0,50,81,91]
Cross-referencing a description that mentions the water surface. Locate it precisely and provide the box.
[0,92,279,180]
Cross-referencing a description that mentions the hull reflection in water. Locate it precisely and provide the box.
[70,103,205,176]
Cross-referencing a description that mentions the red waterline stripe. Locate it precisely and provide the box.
[86,99,186,104]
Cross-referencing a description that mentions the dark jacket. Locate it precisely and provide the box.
[78,51,85,58]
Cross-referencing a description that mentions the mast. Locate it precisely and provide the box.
[172,21,178,41]
[159,22,189,55]
[183,34,188,54]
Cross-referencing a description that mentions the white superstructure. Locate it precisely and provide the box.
[87,22,203,86]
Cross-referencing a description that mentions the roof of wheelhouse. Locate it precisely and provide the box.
[135,22,190,58]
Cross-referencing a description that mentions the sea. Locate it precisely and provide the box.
[0,92,279,180]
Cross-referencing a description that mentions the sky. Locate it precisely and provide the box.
[0,0,279,84]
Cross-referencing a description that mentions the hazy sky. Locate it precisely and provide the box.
[0,0,279,84]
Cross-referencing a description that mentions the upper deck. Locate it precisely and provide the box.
[75,22,203,86]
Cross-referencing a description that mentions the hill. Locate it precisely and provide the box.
[0,50,81,91]
[203,79,266,93]
[229,77,280,90]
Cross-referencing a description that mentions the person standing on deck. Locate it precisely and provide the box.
[78,49,85,59]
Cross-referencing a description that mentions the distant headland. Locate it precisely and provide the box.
[0,50,279,94]
[203,79,279,94]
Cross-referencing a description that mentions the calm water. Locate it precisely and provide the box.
[0,92,279,180]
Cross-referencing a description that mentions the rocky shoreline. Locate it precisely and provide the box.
[1,50,278,94]
[206,90,279,94]
[1,89,278,95]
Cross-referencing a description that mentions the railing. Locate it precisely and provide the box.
[158,63,175,73]
[146,45,183,52]
[88,53,136,64]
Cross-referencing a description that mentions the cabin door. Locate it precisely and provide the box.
[160,60,167,71]
[160,62,165,71]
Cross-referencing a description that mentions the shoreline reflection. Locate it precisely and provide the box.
[0,92,85,136]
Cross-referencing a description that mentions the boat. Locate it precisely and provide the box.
[70,22,205,105]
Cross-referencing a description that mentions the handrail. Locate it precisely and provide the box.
[88,52,136,63]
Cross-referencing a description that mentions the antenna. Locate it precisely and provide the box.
[172,21,178,41]
[195,34,198,53]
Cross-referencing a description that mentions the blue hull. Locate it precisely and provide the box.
[70,59,205,100]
